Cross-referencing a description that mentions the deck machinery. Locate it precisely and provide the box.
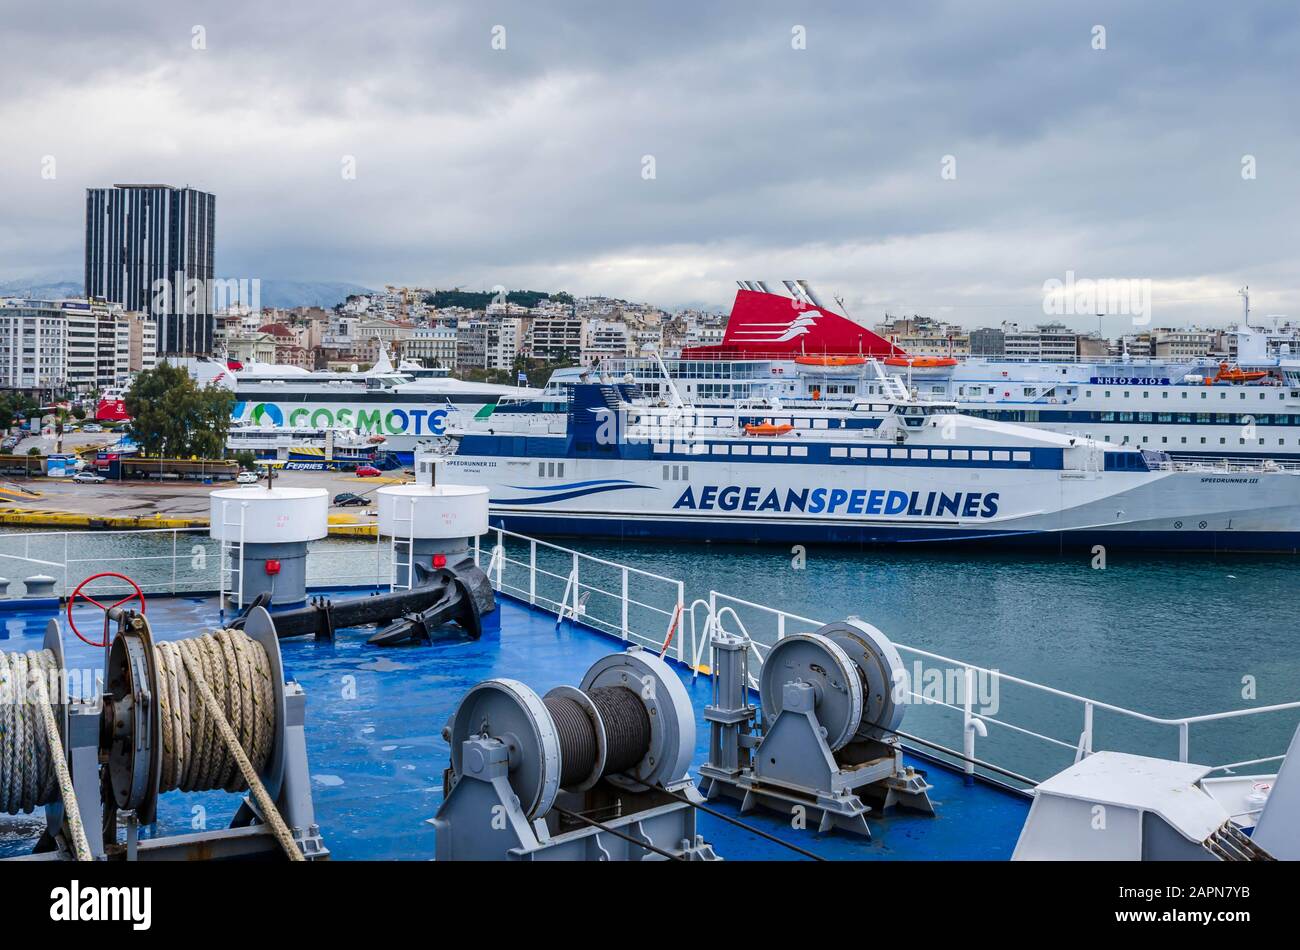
[699,619,935,837]
[0,607,326,861]
[434,646,719,860]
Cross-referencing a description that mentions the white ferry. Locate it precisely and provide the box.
[183,349,540,461]
[225,423,389,469]
[427,381,1300,552]
[577,284,1300,462]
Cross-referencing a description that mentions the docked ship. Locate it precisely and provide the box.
[225,423,392,470]
[228,351,538,462]
[575,283,1300,462]
[429,380,1300,552]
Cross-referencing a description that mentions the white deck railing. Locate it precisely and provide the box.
[694,590,1300,786]
[471,526,686,660]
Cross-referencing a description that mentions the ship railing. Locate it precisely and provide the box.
[0,527,403,600]
[1145,455,1300,473]
[700,590,1300,789]
[472,526,687,660]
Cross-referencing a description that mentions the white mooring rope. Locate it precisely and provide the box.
[160,629,305,861]
[0,648,93,860]
[3,630,304,862]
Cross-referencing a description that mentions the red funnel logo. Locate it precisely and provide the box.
[682,289,904,359]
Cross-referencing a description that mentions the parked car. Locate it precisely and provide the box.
[355,465,381,477]
[82,424,103,433]
[72,471,107,484]
[236,471,259,484]
[332,492,368,507]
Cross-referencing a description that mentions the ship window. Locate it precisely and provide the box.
[932,448,950,460]
[711,445,728,455]
[664,465,673,479]
[869,448,887,459]
[813,419,829,429]
[1220,438,1226,444]
[1240,392,1247,399]
[890,448,907,459]
[558,464,565,477]
[1181,392,1188,398]
[794,418,811,429]
[653,443,668,453]
[730,446,749,456]
[992,450,1010,461]
[831,447,848,458]
[910,449,928,459]
[681,465,689,479]
[1142,391,1149,398]
[951,449,970,460]
[791,446,808,457]
[771,446,789,457]
[1162,392,1168,398]
[1162,436,1168,443]
[750,446,769,456]
[972,450,990,461]
[538,462,545,476]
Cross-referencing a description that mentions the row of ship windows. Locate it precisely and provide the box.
[968,410,1300,424]
[1085,389,1291,401]
[1103,434,1291,446]
[538,462,567,477]
[827,447,1032,462]
[653,443,813,457]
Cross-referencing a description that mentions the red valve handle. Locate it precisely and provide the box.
[67,572,146,647]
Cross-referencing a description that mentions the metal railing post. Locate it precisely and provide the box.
[571,552,580,619]
[1075,701,1094,763]
[495,528,504,589]
[171,529,178,594]
[1179,722,1190,763]
[621,567,629,641]
[529,539,537,605]
[675,581,685,661]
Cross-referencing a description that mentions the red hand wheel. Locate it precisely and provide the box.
[67,572,146,647]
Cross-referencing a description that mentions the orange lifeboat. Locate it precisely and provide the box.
[793,355,866,367]
[1214,362,1268,384]
[744,421,794,437]
[883,356,959,368]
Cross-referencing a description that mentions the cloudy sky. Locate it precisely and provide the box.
[1,1,1297,330]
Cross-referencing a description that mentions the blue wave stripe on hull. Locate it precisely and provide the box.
[503,478,640,491]
[491,484,655,505]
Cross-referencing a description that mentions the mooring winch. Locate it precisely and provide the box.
[698,618,935,837]
[434,645,719,860]
[0,597,326,862]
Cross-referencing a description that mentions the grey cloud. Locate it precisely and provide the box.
[1,0,1297,327]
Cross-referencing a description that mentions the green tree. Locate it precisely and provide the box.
[124,364,236,458]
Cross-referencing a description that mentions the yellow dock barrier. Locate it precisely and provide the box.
[0,507,379,538]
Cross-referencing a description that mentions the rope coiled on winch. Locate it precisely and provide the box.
[153,629,275,794]
[541,685,651,788]
[1,647,93,860]
[0,649,60,813]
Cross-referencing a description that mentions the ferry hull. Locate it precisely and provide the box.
[440,455,1300,554]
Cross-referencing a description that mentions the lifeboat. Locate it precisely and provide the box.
[883,356,959,368]
[1213,362,1269,384]
[793,355,866,367]
[744,422,794,437]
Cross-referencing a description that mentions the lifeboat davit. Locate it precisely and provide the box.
[883,356,959,368]
[793,355,866,367]
[744,422,794,437]
[1213,362,1268,384]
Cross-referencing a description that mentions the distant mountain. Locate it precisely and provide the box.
[249,280,375,309]
[0,277,374,310]
[0,278,82,299]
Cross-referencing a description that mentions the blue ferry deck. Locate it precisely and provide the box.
[0,589,1030,861]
